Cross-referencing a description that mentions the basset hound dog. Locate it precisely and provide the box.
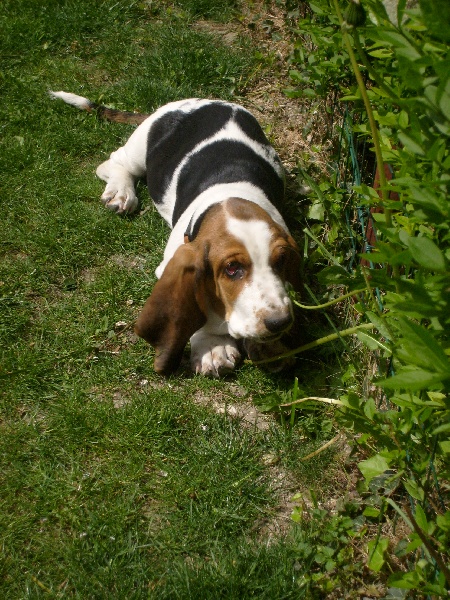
[50,92,303,377]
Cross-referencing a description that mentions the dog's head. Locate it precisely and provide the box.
[134,198,301,374]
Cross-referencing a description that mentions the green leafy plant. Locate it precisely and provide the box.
[290,493,372,596]
[282,0,450,594]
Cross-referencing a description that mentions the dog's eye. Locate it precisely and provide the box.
[224,261,244,280]
[273,251,286,272]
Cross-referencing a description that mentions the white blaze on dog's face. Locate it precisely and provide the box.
[225,217,292,338]
[204,199,299,341]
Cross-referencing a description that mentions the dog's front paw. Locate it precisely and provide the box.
[244,339,295,373]
[100,185,138,214]
[190,332,241,378]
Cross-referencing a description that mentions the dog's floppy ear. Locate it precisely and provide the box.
[134,244,207,375]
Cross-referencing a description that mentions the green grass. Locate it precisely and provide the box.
[1,0,345,597]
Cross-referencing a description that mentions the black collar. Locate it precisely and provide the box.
[183,208,210,243]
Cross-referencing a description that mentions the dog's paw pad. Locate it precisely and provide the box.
[190,335,241,378]
[104,194,138,214]
[101,190,117,203]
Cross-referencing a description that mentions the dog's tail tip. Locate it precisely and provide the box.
[49,89,149,124]
[49,90,94,112]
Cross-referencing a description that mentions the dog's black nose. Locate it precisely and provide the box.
[264,313,293,334]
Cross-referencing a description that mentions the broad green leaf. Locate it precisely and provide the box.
[405,534,424,554]
[401,234,446,272]
[365,311,392,339]
[404,479,425,501]
[307,199,325,221]
[395,318,450,373]
[308,1,327,15]
[359,454,390,482]
[357,330,392,354]
[302,88,318,98]
[433,423,450,435]
[407,185,448,218]
[427,392,446,404]
[376,30,421,59]
[439,441,450,454]
[291,506,303,523]
[398,110,409,128]
[414,504,428,532]
[419,0,450,43]
[436,512,450,531]
[363,506,381,518]
[390,301,439,319]
[377,367,447,391]
[388,571,421,590]
[368,48,392,59]
[398,132,425,156]
[283,88,305,99]
[339,392,362,410]
[367,537,389,572]
[439,89,450,120]
[254,393,283,412]
[317,265,354,286]
[363,397,377,420]
[389,395,415,409]
[289,69,304,82]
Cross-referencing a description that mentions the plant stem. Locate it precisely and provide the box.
[404,504,450,587]
[361,266,383,316]
[249,322,375,364]
[342,37,392,224]
[280,396,343,407]
[303,227,343,267]
[301,434,342,461]
[332,0,400,285]
[294,287,367,310]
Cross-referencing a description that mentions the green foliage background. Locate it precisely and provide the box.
[284,0,450,595]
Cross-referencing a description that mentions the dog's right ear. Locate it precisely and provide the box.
[134,244,207,375]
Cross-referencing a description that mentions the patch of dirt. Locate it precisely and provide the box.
[81,255,148,285]
[252,463,299,543]
[191,382,304,541]
[111,389,131,409]
[193,20,241,47]
[192,384,272,431]
[110,254,148,270]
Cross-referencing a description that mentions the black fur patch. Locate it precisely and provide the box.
[172,140,284,226]
[146,103,233,204]
[233,107,272,147]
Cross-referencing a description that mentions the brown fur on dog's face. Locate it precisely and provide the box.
[134,199,302,375]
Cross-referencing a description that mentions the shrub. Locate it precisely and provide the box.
[283,0,450,595]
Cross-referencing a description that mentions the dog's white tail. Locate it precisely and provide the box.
[49,91,94,111]
[49,90,149,124]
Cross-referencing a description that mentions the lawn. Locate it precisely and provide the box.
[1,1,346,597]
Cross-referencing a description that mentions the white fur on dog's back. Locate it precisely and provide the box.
[49,91,93,111]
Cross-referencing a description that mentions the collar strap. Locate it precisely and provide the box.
[183,209,209,243]
[184,213,196,243]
